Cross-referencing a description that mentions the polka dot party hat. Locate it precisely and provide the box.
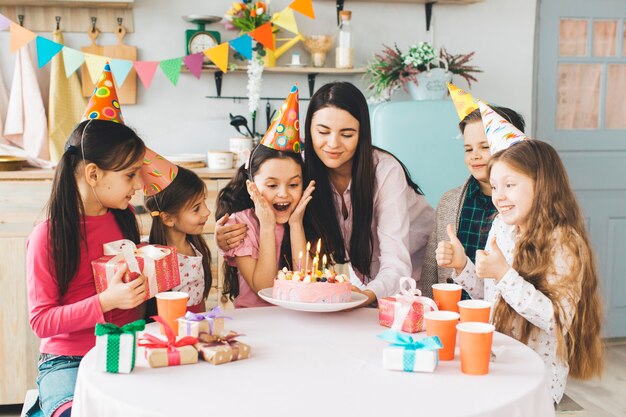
[259,84,302,153]
[478,100,530,155]
[82,62,124,124]
[140,147,179,196]
[447,83,480,121]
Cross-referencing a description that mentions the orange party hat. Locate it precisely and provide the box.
[448,83,480,121]
[260,84,301,153]
[82,62,124,124]
[140,147,179,196]
[478,100,530,155]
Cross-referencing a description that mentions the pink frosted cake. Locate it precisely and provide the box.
[272,267,352,303]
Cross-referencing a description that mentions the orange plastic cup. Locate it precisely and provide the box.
[458,300,492,323]
[424,310,460,361]
[432,283,463,312]
[155,291,189,335]
[456,322,495,375]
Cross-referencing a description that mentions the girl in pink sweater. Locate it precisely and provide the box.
[26,119,147,417]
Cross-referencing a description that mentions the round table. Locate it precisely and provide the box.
[72,308,555,417]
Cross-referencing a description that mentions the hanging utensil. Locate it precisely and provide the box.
[229,113,254,138]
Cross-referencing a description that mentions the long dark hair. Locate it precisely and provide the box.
[47,120,145,296]
[216,145,303,299]
[303,81,423,280]
[144,167,212,298]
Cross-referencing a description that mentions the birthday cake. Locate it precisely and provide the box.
[272,267,352,303]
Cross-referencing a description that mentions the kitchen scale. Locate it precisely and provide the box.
[183,15,223,63]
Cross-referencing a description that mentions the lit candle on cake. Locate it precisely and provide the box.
[312,256,318,275]
[298,251,302,273]
[305,242,310,273]
[322,254,327,272]
[316,239,321,258]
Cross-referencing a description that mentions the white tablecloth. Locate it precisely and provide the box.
[73,308,555,417]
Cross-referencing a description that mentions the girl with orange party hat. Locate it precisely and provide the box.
[216,85,316,308]
[25,62,147,417]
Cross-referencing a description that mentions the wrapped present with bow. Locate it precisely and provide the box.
[195,331,251,365]
[177,307,232,341]
[138,316,198,368]
[91,239,181,300]
[378,277,438,333]
[95,320,145,373]
[378,330,443,373]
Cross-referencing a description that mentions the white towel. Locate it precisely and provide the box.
[4,44,50,161]
[0,56,9,143]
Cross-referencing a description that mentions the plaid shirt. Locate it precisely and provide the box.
[457,177,497,264]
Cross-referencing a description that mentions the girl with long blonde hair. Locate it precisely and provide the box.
[436,139,603,403]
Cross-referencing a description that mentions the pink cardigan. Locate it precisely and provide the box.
[26,211,140,356]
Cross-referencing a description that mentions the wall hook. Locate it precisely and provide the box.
[55,16,61,31]
[18,14,24,27]
[91,16,97,33]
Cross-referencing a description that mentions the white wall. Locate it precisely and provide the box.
[0,0,537,155]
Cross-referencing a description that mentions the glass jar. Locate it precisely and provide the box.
[335,10,354,69]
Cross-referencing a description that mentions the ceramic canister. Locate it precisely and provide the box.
[229,137,253,167]
[207,151,235,170]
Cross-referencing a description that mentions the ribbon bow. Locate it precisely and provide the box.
[102,239,172,298]
[138,316,198,366]
[184,306,233,336]
[200,331,246,362]
[391,277,438,331]
[95,319,146,336]
[378,330,443,372]
[95,320,145,373]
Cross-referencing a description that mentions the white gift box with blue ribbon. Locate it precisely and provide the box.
[378,330,442,373]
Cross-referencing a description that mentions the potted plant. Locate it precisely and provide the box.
[365,42,481,102]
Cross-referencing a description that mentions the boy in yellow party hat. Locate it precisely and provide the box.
[216,84,316,308]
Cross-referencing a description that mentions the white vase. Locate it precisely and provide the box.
[408,68,453,101]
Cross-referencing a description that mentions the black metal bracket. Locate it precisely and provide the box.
[425,2,436,32]
[214,71,223,97]
[307,73,319,97]
[336,0,345,25]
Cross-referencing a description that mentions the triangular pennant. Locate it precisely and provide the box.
[204,43,229,73]
[250,22,275,51]
[159,57,183,86]
[133,61,159,89]
[289,0,315,19]
[260,84,301,153]
[272,8,300,35]
[109,59,134,87]
[84,53,109,83]
[478,100,530,155]
[10,22,37,52]
[35,36,63,68]
[62,47,85,78]
[229,34,253,60]
[183,53,204,79]
[447,83,480,121]
[0,14,10,31]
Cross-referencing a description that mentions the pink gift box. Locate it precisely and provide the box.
[92,240,180,300]
[378,297,427,333]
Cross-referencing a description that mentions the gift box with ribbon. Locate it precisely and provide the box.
[378,330,442,373]
[177,307,232,341]
[95,320,145,373]
[378,277,438,333]
[195,331,251,365]
[91,239,181,300]
[138,316,199,368]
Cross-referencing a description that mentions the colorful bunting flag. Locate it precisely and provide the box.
[84,53,109,84]
[35,37,63,68]
[289,0,315,19]
[229,34,253,60]
[159,57,183,86]
[183,53,204,79]
[109,59,134,87]
[62,47,85,78]
[250,22,275,51]
[204,43,229,73]
[10,22,37,52]
[272,8,300,35]
[134,61,159,89]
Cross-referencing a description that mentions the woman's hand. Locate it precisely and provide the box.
[436,224,468,274]
[351,286,377,308]
[99,264,146,312]
[475,236,510,281]
[247,180,276,228]
[289,180,315,227]
[215,213,247,252]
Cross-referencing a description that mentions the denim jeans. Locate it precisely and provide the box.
[25,354,83,417]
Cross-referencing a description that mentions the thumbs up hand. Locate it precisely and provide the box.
[436,224,468,273]
[475,236,510,281]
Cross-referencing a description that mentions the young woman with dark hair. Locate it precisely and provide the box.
[26,119,147,417]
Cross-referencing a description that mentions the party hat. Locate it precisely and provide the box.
[478,100,530,155]
[448,83,480,121]
[82,62,124,124]
[260,84,301,153]
[140,147,179,196]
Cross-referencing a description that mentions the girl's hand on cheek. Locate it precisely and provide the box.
[247,180,276,227]
[289,180,315,226]
[475,236,510,281]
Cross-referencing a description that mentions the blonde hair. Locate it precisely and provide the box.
[489,140,603,379]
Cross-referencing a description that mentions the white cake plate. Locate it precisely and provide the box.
[257,288,369,312]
